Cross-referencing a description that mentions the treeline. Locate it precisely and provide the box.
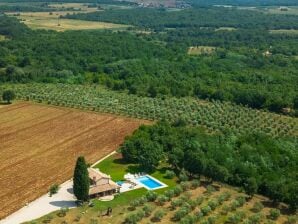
[65,7,298,30]
[121,122,298,209]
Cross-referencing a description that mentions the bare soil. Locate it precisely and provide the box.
[0,102,147,219]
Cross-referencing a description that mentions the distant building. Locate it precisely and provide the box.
[88,168,120,198]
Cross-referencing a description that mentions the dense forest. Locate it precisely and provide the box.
[66,7,298,30]
[121,122,298,209]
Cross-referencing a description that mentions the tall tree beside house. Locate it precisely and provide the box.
[73,156,90,202]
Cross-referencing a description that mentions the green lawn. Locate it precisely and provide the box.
[94,153,176,187]
[92,188,147,210]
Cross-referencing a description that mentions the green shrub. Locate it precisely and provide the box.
[164,189,175,199]
[230,200,241,211]
[124,210,145,224]
[196,211,204,219]
[226,211,246,224]
[251,201,264,213]
[286,215,297,224]
[235,196,246,206]
[152,209,165,222]
[201,205,211,216]
[220,205,230,215]
[42,215,53,223]
[165,170,176,179]
[208,215,217,224]
[129,199,140,210]
[247,213,263,224]
[139,196,148,205]
[195,196,204,206]
[173,185,183,196]
[124,213,140,224]
[217,192,231,204]
[156,195,169,206]
[179,215,197,224]
[57,207,69,217]
[143,204,154,217]
[171,198,183,210]
[188,200,198,210]
[207,199,219,210]
[49,184,59,196]
[190,179,200,189]
[173,207,190,221]
[268,208,280,220]
[146,191,158,202]
[179,170,189,182]
[180,182,191,191]
[206,185,216,194]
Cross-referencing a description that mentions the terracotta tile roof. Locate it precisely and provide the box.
[89,182,120,195]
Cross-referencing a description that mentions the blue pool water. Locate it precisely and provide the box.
[116,181,124,186]
[137,176,163,189]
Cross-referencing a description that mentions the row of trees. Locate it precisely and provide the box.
[120,122,298,209]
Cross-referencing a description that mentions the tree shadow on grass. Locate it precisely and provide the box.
[126,164,143,174]
[112,158,128,165]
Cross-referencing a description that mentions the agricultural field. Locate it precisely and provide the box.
[188,46,217,55]
[1,84,296,138]
[48,3,99,12]
[29,151,296,224]
[0,102,146,219]
[7,12,128,31]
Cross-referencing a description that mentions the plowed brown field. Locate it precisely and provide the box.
[0,102,148,219]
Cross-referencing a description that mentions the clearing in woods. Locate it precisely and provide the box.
[0,102,148,219]
[188,46,216,55]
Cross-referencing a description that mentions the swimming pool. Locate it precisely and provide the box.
[136,175,166,190]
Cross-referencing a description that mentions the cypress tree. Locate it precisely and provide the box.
[73,156,90,201]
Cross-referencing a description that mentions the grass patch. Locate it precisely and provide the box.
[188,46,216,55]
[7,12,129,31]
